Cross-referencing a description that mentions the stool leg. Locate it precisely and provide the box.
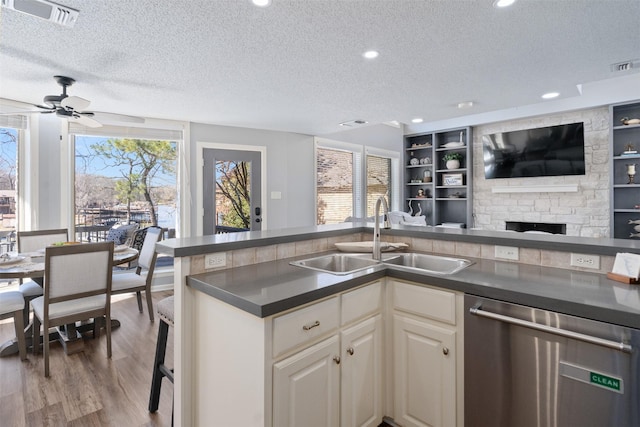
[149,319,169,412]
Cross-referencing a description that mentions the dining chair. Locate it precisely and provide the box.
[0,291,27,360]
[111,226,162,321]
[17,229,69,325]
[31,241,114,377]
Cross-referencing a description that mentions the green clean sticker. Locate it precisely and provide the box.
[590,372,622,392]
[559,362,624,394]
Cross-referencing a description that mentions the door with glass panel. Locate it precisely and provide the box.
[203,148,262,235]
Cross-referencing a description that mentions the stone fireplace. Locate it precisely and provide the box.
[506,221,566,234]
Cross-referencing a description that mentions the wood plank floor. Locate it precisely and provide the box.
[0,290,174,427]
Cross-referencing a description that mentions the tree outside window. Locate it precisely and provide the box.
[75,136,177,232]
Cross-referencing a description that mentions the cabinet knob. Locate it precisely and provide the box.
[333,356,341,364]
[347,347,354,356]
[442,347,449,356]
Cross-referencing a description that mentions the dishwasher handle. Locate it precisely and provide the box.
[469,305,633,354]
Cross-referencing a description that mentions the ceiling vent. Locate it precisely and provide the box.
[611,60,637,73]
[1,0,79,27]
[339,119,368,127]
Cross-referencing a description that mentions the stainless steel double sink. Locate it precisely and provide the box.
[290,252,473,276]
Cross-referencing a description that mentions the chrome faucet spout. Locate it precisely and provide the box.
[373,196,390,261]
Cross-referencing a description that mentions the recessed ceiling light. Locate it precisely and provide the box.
[411,118,424,124]
[252,0,271,7]
[363,50,379,59]
[493,0,516,8]
[457,101,474,109]
[542,92,560,99]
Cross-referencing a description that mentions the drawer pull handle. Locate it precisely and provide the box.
[347,347,354,356]
[333,356,341,364]
[442,347,449,356]
[303,320,320,331]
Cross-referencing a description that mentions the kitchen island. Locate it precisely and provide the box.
[156,223,640,427]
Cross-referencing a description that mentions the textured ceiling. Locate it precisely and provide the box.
[0,0,639,135]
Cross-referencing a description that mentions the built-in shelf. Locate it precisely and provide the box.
[404,127,472,227]
[610,100,640,239]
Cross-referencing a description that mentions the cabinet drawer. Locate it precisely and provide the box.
[341,280,382,326]
[392,281,456,325]
[273,296,339,357]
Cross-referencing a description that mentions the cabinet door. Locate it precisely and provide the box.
[273,335,340,427]
[341,315,383,427]
[393,314,456,427]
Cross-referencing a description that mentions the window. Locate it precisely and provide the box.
[366,155,391,217]
[316,146,357,224]
[315,138,398,225]
[0,120,23,253]
[73,135,178,239]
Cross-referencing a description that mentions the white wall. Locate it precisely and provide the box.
[320,123,403,149]
[189,122,316,234]
[26,114,65,230]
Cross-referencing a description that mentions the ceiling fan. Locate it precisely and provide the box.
[1,75,144,128]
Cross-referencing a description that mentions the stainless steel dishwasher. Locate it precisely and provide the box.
[464,295,640,427]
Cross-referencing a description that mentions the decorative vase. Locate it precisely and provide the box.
[446,159,460,170]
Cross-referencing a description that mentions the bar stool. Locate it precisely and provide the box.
[0,291,27,360]
[149,295,174,424]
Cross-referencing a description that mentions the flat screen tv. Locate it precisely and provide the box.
[482,122,585,179]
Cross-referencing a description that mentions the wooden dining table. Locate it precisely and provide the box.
[0,244,139,357]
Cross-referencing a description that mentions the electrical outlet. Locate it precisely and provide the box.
[495,245,519,261]
[205,252,226,269]
[570,253,600,270]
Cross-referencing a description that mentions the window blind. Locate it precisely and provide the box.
[0,114,28,130]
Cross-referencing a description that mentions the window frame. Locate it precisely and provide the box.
[65,121,184,240]
[314,137,399,224]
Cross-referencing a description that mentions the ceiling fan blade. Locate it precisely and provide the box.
[34,104,56,112]
[91,111,145,124]
[61,96,90,111]
[70,114,102,128]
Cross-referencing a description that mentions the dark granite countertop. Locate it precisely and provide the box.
[158,222,640,258]
[187,251,640,330]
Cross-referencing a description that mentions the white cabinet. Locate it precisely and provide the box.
[341,314,383,427]
[273,335,341,427]
[389,280,464,427]
[272,280,384,427]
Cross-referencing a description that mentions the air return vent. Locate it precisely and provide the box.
[611,60,637,73]
[339,119,368,127]
[1,0,79,27]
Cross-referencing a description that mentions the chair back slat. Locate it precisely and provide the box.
[18,229,69,253]
[44,242,113,302]
[138,227,162,270]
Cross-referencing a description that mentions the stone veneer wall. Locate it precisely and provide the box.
[188,232,614,276]
[472,107,610,237]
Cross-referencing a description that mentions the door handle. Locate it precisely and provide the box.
[255,207,261,216]
[469,305,632,353]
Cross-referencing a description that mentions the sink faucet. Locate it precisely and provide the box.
[373,196,391,261]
